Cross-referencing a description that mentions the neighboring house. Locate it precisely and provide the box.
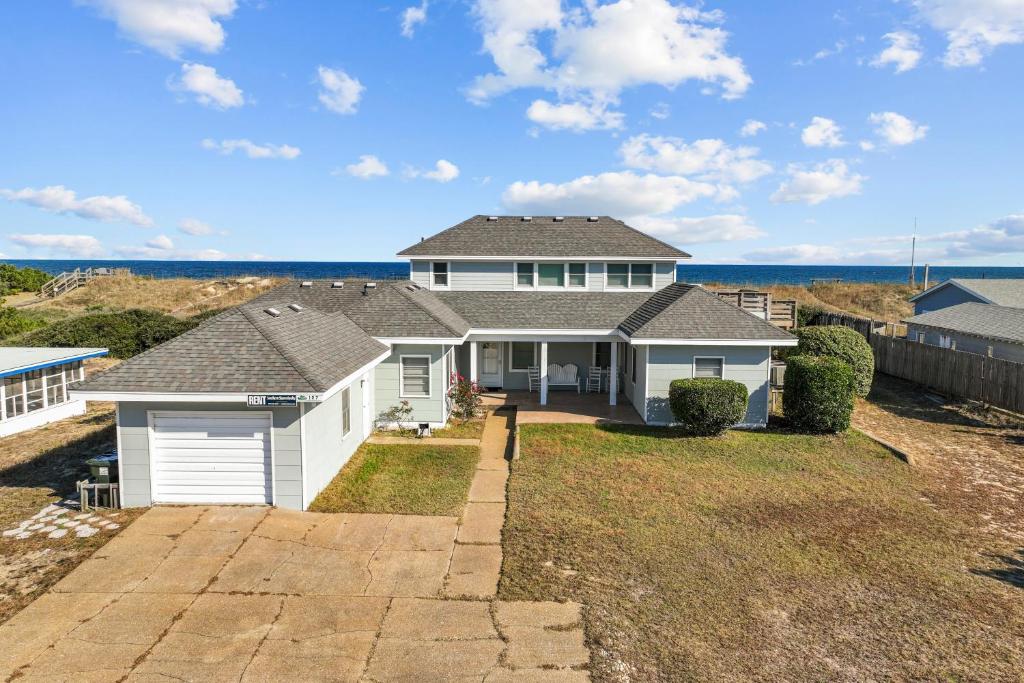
[0,347,108,437]
[73,215,796,510]
[904,302,1024,362]
[909,278,1024,315]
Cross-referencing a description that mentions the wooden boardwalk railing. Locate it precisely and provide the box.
[39,267,130,298]
[809,311,1023,414]
[714,290,798,329]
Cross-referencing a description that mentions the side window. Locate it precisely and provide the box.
[432,262,449,288]
[568,263,586,287]
[630,264,653,288]
[400,356,431,397]
[341,387,351,437]
[537,263,564,287]
[607,264,629,288]
[694,357,724,379]
[510,342,536,371]
[631,347,637,383]
[516,263,535,288]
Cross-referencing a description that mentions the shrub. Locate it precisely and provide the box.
[795,325,874,397]
[796,303,828,328]
[376,401,414,431]
[447,372,482,420]
[668,378,749,436]
[782,355,855,433]
[0,263,50,295]
[5,309,200,358]
[0,304,46,339]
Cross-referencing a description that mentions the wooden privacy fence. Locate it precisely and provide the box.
[870,335,1024,414]
[808,311,1024,414]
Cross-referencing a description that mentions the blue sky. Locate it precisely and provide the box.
[1,0,1023,265]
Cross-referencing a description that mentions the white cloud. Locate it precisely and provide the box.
[345,155,390,179]
[316,66,364,115]
[913,0,1024,67]
[146,234,174,250]
[924,214,1024,258]
[619,135,771,200]
[869,111,928,146]
[201,138,300,159]
[401,1,428,38]
[794,40,848,66]
[502,171,716,215]
[770,159,865,205]
[115,244,232,260]
[739,119,766,137]
[859,140,876,151]
[801,116,845,148]
[8,233,105,258]
[77,0,237,59]
[1,185,154,227]
[170,63,244,109]
[178,218,214,235]
[650,102,670,120]
[631,214,765,245]
[871,31,923,72]
[526,99,624,131]
[422,159,460,183]
[467,0,750,125]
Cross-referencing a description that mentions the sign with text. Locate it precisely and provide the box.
[247,394,297,407]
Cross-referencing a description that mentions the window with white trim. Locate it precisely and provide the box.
[938,334,952,349]
[510,342,536,371]
[45,364,66,405]
[3,375,25,418]
[631,346,637,383]
[400,356,431,397]
[25,370,44,413]
[568,263,586,288]
[606,263,655,289]
[431,262,449,288]
[630,263,653,288]
[537,263,564,287]
[341,386,351,437]
[694,357,724,379]
[516,263,535,288]
[607,263,629,289]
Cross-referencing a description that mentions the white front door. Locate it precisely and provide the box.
[150,412,273,505]
[480,342,503,388]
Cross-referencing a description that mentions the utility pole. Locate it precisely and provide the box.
[909,218,917,288]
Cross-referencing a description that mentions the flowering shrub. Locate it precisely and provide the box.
[376,400,413,431]
[448,372,482,420]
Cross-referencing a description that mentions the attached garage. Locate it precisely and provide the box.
[149,411,273,505]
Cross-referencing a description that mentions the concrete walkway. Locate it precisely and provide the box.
[0,409,589,682]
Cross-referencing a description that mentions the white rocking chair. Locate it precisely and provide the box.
[527,366,541,393]
[586,366,602,393]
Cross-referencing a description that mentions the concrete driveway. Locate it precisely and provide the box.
[0,506,588,681]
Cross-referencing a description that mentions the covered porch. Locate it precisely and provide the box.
[480,390,644,425]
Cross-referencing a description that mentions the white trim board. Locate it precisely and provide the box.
[398,354,433,399]
[625,338,798,347]
[402,255,686,262]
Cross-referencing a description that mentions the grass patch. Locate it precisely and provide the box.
[309,443,479,516]
[501,423,1024,681]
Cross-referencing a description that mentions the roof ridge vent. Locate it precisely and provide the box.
[521,216,532,222]
[288,303,303,312]
[300,281,313,288]
[587,216,599,222]
[553,216,564,222]
[264,307,281,317]
[363,282,377,296]
[331,281,345,289]
[486,216,498,221]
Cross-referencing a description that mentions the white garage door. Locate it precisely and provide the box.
[151,412,272,504]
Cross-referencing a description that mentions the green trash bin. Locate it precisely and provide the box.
[86,453,119,484]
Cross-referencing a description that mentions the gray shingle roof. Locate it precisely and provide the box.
[904,302,1024,345]
[619,283,796,341]
[77,304,388,394]
[437,291,653,329]
[397,215,690,259]
[910,278,1024,307]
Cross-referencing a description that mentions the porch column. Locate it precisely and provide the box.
[469,341,479,383]
[609,342,618,406]
[540,341,549,405]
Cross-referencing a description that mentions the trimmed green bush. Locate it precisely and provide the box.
[668,378,749,436]
[5,309,201,358]
[796,303,828,328]
[795,325,874,397]
[783,355,855,433]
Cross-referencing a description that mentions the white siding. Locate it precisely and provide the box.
[302,373,370,505]
[451,261,514,290]
[645,345,771,427]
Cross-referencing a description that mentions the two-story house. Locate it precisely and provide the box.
[73,216,796,510]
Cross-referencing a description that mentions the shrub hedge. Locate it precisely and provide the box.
[668,378,749,436]
[0,305,46,339]
[6,309,202,359]
[782,355,855,433]
[795,325,874,397]
[0,263,51,295]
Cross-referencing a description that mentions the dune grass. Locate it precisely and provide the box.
[309,443,479,516]
[500,423,1024,681]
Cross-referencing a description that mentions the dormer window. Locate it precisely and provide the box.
[431,262,449,289]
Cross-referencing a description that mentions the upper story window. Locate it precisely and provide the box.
[515,262,587,289]
[607,263,655,289]
[516,263,534,288]
[431,262,449,289]
[568,263,586,288]
[537,263,564,287]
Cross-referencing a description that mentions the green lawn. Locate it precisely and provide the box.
[500,424,1024,682]
[309,443,479,516]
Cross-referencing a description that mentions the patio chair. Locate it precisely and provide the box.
[586,366,602,393]
[527,366,541,393]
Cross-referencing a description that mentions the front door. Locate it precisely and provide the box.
[480,342,503,388]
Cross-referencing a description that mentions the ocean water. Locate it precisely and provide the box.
[5,259,1024,287]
